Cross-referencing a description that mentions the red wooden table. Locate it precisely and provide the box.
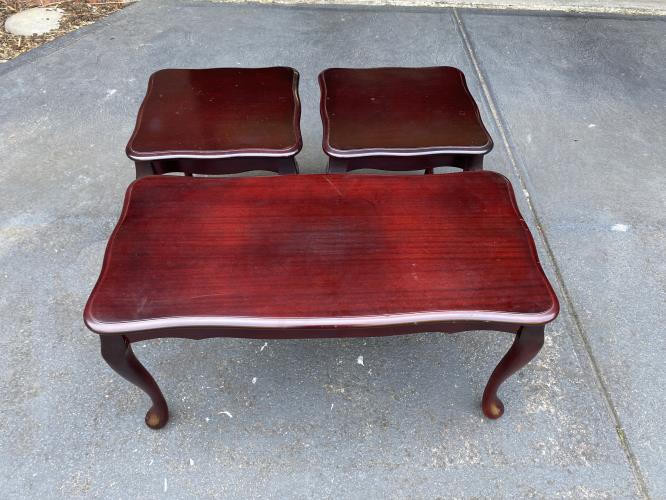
[84,172,558,428]
[319,67,493,174]
[126,67,302,178]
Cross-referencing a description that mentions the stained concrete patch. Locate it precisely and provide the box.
[4,7,64,36]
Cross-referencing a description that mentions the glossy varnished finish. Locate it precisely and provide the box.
[319,67,493,173]
[482,324,544,419]
[85,173,558,426]
[86,172,556,333]
[126,67,302,176]
[100,336,168,429]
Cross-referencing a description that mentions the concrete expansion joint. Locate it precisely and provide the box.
[451,8,653,499]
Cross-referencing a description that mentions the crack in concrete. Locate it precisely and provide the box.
[451,7,652,499]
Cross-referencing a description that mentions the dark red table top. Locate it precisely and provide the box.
[126,67,302,161]
[319,67,493,158]
[85,173,558,335]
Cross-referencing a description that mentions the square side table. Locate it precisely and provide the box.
[319,67,493,174]
[127,67,302,178]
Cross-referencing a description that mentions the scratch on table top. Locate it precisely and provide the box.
[190,293,225,300]
[324,176,343,197]
[136,296,148,314]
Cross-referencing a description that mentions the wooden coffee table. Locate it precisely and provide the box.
[84,172,558,429]
[126,67,302,178]
[319,67,493,174]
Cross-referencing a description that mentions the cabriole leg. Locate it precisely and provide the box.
[466,155,484,171]
[327,158,349,174]
[134,161,155,179]
[278,157,299,175]
[100,335,168,429]
[482,325,544,419]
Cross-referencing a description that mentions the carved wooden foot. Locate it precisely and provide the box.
[482,325,544,419]
[100,335,169,429]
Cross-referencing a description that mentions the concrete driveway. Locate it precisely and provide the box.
[0,1,664,497]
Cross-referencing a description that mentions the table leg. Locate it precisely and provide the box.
[327,158,349,174]
[482,325,544,419]
[100,335,169,429]
[278,157,299,175]
[465,155,484,171]
[134,161,155,179]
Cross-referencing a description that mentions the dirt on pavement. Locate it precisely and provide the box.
[1,1,130,63]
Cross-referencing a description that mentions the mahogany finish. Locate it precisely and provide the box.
[84,172,558,428]
[126,67,302,177]
[100,335,168,429]
[319,67,493,174]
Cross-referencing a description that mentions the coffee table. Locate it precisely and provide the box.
[319,67,493,174]
[84,172,558,429]
[126,67,302,178]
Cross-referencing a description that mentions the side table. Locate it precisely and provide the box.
[319,67,493,174]
[126,67,302,178]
